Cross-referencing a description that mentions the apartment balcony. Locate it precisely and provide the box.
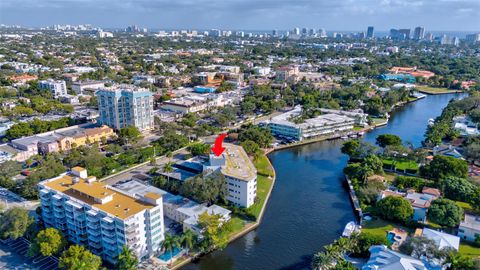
[125,224,139,234]
[102,237,116,246]
[101,222,114,231]
[88,234,102,243]
[87,222,100,231]
[53,211,65,219]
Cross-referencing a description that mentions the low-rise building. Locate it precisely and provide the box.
[115,180,231,235]
[264,106,360,141]
[204,143,257,208]
[10,125,115,159]
[363,245,432,270]
[458,214,480,242]
[72,81,105,95]
[38,168,165,264]
[421,228,460,251]
[452,115,479,136]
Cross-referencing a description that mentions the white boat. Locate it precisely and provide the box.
[342,221,357,237]
[428,118,435,127]
[341,136,349,140]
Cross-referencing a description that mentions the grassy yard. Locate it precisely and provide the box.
[227,217,247,235]
[371,118,388,125]
[254,154,275,177]
[382,158,419,171]
[459,241,480,258]
[362,219,413,239]
[246,154,275,219]
[416,85,462,94]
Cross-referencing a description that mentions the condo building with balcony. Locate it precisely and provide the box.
[97,86,154,131]
[204,143,257,208]
[38,167,164,264]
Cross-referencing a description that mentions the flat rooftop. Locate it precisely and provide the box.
[221,143,257,181]
[41,174,154,220]
[461,214,480,230]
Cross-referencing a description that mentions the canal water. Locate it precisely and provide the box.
[184,93,466,270]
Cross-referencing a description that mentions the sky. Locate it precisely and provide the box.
[1,0,479,31]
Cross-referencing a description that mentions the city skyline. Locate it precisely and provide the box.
[1,0,479,31]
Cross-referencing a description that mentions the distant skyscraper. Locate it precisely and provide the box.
[413,26,425,40]
[319,29,327,37]
[367,26,374,38]
[425,32,434,41]
[466,33,480,43]
[301,27,308,36]
[272,29,278,37]
[294,27,300,35]
[309,28,316,36]
[399,29,411,39]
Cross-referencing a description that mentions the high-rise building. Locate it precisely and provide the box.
[399,29,411,39]
[272,29,278,37]
[97,86,154,131]
[319,29,327,38]
[390,28,409,40]
[367,26,374,38]
[38,79,67,98]
[413,26,425,40]
[38,167,165,264]
[294,27,300,35]
[466,33,480,43]
[301,27,308,36]
[309,28,316,36]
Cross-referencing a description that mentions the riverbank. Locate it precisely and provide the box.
[416,85,464,95]
[170,153,276,270]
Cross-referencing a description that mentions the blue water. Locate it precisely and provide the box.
[159,247,182,261]
[184,93,466,270]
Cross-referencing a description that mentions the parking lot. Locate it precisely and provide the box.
[0,238,59,270]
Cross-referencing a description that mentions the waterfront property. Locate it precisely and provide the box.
[363,245,432,270]
[97,86,154,131]
[263,106,366,141]
[378,187,440,222]
[379,73,416,83]
[38,167,165,264]
[114,180,231,235]
[204,143,257,208]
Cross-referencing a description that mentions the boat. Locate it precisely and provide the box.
[349,134,358,139]
[342,221,357,237]
[428,118,435,127]
[341,136,349,140]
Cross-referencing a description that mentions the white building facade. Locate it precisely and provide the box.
[39,79,67,98]
[38,167,164,264]
[458,214,480,242]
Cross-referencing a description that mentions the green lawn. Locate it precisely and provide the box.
[382,158,419,171]
[416,85,462,94]
[371,118,388,125]
[227,217,246,235]
[459,241,480,258]
[246,174,273,219]
[246,154,274,219]
[254,154,275,177]
[362,219,413,239]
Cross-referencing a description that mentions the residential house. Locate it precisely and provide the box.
[458,214,480,242]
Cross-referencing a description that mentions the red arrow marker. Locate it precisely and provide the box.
[211,133,227,157]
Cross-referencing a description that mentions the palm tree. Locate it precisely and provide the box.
[116,246,138,270]
[181,230,196,256]
[161,234,179,265]
[163,162,174,184]
[311,251,335,270]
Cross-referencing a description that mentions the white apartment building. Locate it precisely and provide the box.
[38,167,164,264]
[115,180,231,235]
[265,106,359,141]
[204,143,257,208]
[97,86,154,131]
[38,79,67,98]
[458,214,480,242]
[72,81,105,95]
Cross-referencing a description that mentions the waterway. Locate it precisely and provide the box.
[184,93,466,270]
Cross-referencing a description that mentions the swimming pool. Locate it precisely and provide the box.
[387,232,395,244]
[158,247,182,262]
